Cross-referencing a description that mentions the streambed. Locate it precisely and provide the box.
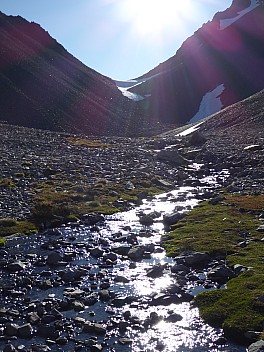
[0,169,246,352]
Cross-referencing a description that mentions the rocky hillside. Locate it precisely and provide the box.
[0,11,143,136]
[125,0,264,126]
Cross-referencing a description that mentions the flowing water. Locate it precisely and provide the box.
[0,168,246,351]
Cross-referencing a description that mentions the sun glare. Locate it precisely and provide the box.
[120,0,192,37]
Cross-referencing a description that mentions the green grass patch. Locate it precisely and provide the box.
[31,177,172,226]
[0,218,37,237]
[162,194,264,341]
[0,178,16,188]
[66,137,110,148]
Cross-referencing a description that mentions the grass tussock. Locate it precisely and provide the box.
[0,218,37,237]
[66,137,110,148]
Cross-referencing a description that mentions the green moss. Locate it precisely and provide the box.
[66,137,110,148]
[31,176,172,225]
[0,178,16,188]
[0,218,37,237]
[162,194,264,341]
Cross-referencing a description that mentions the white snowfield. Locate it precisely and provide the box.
[115,73,161,101]
[219,0,259,30]
[189,84,225,124]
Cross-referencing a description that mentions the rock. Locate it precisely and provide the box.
[30,344,51,352]
[46,251,63,265]
[7,261,26,272]
[3,344,17,352]
[99,290,111,301]
[90,247,104,258]
[187,131,206,146]
[119,337,133,345]
[4,323,19,336]
[125,181,135,190]
[164,313,183,323]
[163,212,187,226]
[139,215,154,225]
[18,323,33,338]
[146,263,167,278]
[257,225,264,232]
[37,324,57,339]
[248,340,264,352]
[171,263,190,275]
[184,252,211,267]
[156,149,189,165]
[208,265,236,283]
[233,264,248,275]
[114,275,130,283]
[81,213,105,225]
[128,246,145,261]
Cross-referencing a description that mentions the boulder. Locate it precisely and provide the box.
[146,263,167,278]
[156,149,189,165]
[7,261,26,272]
[128,246,145,261]
[248,340,264,352]
[163,212,187,226]
[208,265,236,283]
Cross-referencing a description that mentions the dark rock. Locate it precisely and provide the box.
[164,313,183,323]
[248,340,264,352]
[128,246,144,261]
[146,263,167,278]
[7,261,26,272]
[163,212,187,226]
[156,150,189,165]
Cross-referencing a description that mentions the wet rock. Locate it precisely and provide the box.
[164,312,183,323]
[139,215,154,226]
[208,265,236,283]
[37,324,58,339]
[3,344,17,352]
[171,263,190,275]
[114,275,130,283]
[7,261,26,272]
[30,344,51,352]
[163,212,187,226]
[18,323,33,338]
[183,252,211,267]
[90,247,104,258]
[112,245,130,256]
[119,337,132,345]
[81,213,105,225]
[233,264,249,275]
[99,290,111,301]
[4,323,19,336]
[248,340,264,352]
[46,251,63,265]
[128,246,144,261]
[146,263,167,278]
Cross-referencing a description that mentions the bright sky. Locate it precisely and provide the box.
[0,0,231,80]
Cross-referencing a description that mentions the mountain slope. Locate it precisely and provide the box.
[122,0,264,126]
[0,11,140,136]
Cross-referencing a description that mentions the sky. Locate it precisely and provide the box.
[0,0,231,80]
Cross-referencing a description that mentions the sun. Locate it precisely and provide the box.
[119,0,192,37]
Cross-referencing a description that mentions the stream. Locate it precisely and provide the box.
[0,167,247,352]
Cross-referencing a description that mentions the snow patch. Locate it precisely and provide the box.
[189,84,225,124]
[177,121,204,137]
[115,72,162,89]
[118,87,145,101]
[219,0,259,30]
[116,73,162,101]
